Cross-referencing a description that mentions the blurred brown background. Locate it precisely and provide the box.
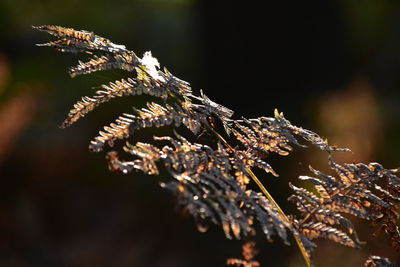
[0,0,400,266]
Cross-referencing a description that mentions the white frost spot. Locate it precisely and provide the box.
[141,51,164,81]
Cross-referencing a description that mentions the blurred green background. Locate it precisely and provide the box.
[0,0,399,266]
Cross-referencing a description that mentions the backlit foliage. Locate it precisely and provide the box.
[35,25,399,267]
[364,256,396,267]
[289,158,400,260]
[227,240,260,267]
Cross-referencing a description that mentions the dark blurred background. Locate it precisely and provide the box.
[0,0,400,266]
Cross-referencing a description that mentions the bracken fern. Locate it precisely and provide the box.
[34,25,400,267]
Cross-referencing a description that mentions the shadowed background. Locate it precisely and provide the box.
[0,0,399,266]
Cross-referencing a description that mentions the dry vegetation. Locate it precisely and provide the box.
[34,25,399,267]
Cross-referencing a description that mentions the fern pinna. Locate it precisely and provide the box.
[34,25,399,267]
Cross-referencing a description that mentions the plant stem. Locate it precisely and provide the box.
[205,123,312,267]
[245,168,312,267]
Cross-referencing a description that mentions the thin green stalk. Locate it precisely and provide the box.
[245,168,312,267]
[205,124,312,267]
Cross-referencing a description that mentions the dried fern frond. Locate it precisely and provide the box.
[106,142,161,176]
[61,69,192,128]
[106,135,290,241]
[87,88,237,152]
[231,109,349,161]
[298,221,357,247]
[227,240,260,267]
[61,78,167,128]
[68,53,139,77]
[231,149,278,179]
[364,255,396,267]
[35,25,399,267]
[35,25,197,131]
[34,25,129,54]
[290,157,400,262]
[88,101,204,152]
